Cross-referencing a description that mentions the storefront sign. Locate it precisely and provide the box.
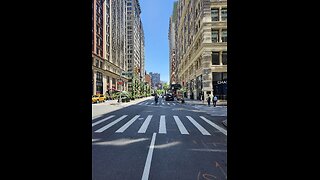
[217,80,227,84]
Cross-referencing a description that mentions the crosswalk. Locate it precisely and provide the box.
[92,114,227,136]
[137,101,177,106]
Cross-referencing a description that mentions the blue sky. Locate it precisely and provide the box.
[140,0,177,83]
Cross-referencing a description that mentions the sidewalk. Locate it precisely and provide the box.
[92,96,153,119]
[180,98,227,107]
[179,98,227,128]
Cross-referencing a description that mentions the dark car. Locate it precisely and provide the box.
[165,94,174,101]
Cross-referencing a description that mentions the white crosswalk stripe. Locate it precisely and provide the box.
[186,116,211,135]
[200,116,227,136]
[136,101,181,106]
[173,116,189,135]
[116,115,140,133]
[95,115,128,133]
[92,115,115,127]
[92,115,223,136]
[159,115,166,134]
[138,115,153,133]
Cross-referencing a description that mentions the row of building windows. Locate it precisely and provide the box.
[211,8,227,22]
[211,29,227,42]
[212,51,227,65]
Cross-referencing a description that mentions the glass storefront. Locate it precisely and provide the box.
[96,72,103,94]
[212,72,227,100]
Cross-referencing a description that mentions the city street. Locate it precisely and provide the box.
[92,97,227,180]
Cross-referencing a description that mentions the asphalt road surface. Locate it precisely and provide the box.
[92,98,227,180]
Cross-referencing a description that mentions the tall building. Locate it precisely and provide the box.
[149,72,160,89]
[92,0,128,95]
[169,1,178,85]
[126,0,145,96]
[109,0,128,92]
[92,0,107,95]
[173,0,227,100]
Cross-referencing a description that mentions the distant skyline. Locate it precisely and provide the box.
[140,0,177,83]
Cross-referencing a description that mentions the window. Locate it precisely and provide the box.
[96,47,99,55]
[100,61,103,68]
[222,29,227,42]
[96,59,99,67]
[211,8,219,21]
[127,3,132,6]
[127,7,132,11]
[211,29,219,42]
[222,51,227,65]
[221,8,227,21]
[212,52,220,65]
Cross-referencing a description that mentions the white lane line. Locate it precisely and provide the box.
[145,102,149,105]
[116,115,140,133]
[151,102,154,105]
[92,115,115,127]
[141,133,157,180]
[173,116,189,135]
[172,103,175,105]
[167,103,171,105]
[138,103,143,105]
[159,115,166,134]
[186,116,211,136]
[162,102,164,105]
[95,115,128,133]
[200,116,227,136]
[138,115,153,133]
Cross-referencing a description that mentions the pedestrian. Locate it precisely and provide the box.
[213,95,218,107]
[154,94,159,104]
[207,95,211,106]
[201,93,204,103]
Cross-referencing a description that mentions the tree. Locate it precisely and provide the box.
[163,83,169,95]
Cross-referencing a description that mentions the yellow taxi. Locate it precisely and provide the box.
[92,95,99,103]
[98,94,106,102]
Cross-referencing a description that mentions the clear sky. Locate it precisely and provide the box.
[140,0,177,83]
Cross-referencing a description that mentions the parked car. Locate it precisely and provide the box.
[92,95,99,103]
[92,94,106,103]
[165,93,174,101]
[98,94,106,102]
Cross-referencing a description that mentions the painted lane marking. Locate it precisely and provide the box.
[200,116,227,136]
[138,115,153,133]
[162,102,164,105]
[151,102,154,105]
[172,103,175,105]
[159,115,166,134]
[116,115,140,133]
[173,116,189,135]
[141,133,157,180]
[94,115,128,133]
[186,116,211,136]
[92,115,115,127]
